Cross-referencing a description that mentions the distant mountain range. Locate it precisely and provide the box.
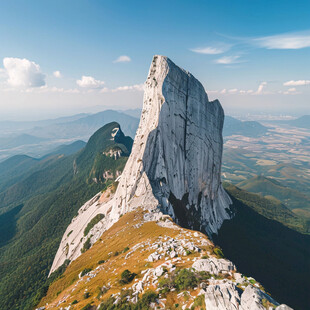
[270,115,310,129]
[0,110,139,162]
[236,175,310,216]
[223,115,268,137]
[29,109,139,140]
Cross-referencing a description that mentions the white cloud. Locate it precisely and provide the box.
[288,87,296,92]
[190,44,231,55]
[283,80,310,86]
[3,57,46,88]
[100,83,144,93]
[113,55,131,63]
[112,84,144,92]
[206,90,219,94]
[254,31,310,49]
[228,88,238,94]
[220,89,227,94]
[254,81,267,95]
[53,70,62,78]
[76,75,105,89]
[215,55,241,64]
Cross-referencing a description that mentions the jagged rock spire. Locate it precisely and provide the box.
[50,55,232,273]
[112,55,232,235]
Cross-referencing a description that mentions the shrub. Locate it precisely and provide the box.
[120,269,136,284]
[123,246,130,253]
[213,247,224,258]
[140,290,158,306]
[201,254,209,259]
[185,249,192,256]
[81,303,92,310]
[80,268,92,277]
[83,292,91,299]
[81,237,92,253]
[174,269,198,291]
[71,299,78,304]
[191,295,205,309]
[98,260,105,264]
[84,214,105,236]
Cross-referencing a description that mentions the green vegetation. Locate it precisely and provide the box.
[174,269,198,291]
[192,295,205,309]
[71,299,78,304]
[216,184,310,310]
[80,268,92,277]
[83,292,91,299]
[81,237,92,253]
[213,247,224,258]
[236,175,310,214]
[0,122,133,310]
[98,290,158,310]
[120,269,136,284]
[81,303,93,310]
[224,183,310,234]
[84,214,105,236]
[158,268,212,294]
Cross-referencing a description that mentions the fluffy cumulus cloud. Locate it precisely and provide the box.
[53,70,62,78]
[113,55,131,63]
[254,32,310,49]
[3,57,46,88]
[283,80,310,86]
[215,55,240,64]
[76,75,105,89]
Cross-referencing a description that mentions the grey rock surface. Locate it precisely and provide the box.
[50,55,232,273]
[192,257,236,275]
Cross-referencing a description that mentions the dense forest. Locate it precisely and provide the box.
[0,122,132,310]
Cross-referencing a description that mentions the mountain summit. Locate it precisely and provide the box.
[50,55,232,273]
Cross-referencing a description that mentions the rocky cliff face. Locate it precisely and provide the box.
[50,55,232,274]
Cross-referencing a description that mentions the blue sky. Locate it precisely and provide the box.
[0,0,309,120]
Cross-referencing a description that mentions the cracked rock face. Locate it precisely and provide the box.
[114,55,232,235]
[50,55,232,273]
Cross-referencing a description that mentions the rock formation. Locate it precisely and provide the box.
[50,55,232,273]
[45,56,293,310]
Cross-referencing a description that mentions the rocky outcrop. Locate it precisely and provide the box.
[201,282,279,310]
[193,257,235,275]
[43,210,292,309]
[50,55,232,273]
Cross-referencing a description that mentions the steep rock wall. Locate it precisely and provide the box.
[50,55,232,274]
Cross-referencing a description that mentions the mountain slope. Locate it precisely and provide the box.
[30,110,139,140]
[223,116,268,137]
[224,183,310,234]
[0,123,133,310]
[237,175,310,214]
[0,141,86,196]
[0,134,47,149]
[45,140,87,157]
[276,115,310,129]
[216,185,310,310]
[39,208,290,310]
